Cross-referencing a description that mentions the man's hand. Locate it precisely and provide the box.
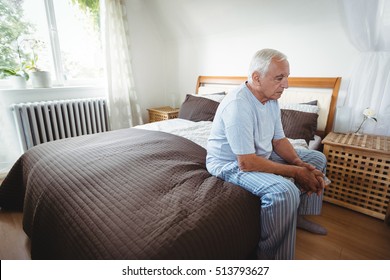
[294,166,325,196]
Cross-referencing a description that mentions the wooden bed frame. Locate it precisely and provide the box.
[195,76,342,137]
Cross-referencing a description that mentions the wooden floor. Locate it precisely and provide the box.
[295,202,390,260]
[0,211,31,260]
[0,202,389,260]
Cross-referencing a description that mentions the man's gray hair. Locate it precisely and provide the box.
[247,49,287,82]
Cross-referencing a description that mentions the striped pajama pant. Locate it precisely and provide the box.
[208,148,327,260]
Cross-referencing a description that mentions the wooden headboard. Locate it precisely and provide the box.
[195,76,341,137]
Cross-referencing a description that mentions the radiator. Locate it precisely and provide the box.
[12,98,110,151]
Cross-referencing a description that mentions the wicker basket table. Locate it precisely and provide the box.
[147,106,179,123]
[322,132,390,224]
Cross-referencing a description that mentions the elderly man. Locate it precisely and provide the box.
[206,49,327,260]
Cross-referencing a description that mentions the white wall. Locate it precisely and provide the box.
[125,0,167,120]
[126,0,359,107]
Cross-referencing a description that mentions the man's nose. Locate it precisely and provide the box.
[282,78,288,88]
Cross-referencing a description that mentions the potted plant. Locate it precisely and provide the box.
[0,37,51,89]
[22,39,52,88]
[0,39,29,89]
[0,66,29,89]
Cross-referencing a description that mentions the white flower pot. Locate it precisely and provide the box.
[31,71,52,88]
[8,76,27,89]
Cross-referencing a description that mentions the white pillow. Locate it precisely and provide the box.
[279,103,320,114]
[197,86,227,95]
[191,93,225,103]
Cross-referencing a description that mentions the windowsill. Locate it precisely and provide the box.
[0,85,105,93]
[0,85,107,106]
[0,78,106,92]
[0,83,107,99]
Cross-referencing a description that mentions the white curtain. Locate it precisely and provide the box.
[101,0,143,130]
[340,0,390,136]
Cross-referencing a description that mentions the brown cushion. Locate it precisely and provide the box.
[281,109,318,144]
[178,94,220,121]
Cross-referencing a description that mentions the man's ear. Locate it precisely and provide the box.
[252,71,261,86]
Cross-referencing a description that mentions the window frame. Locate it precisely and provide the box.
[0,0,104,89]
[44,0,65,86]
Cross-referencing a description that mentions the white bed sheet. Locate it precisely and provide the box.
[135,119,320,151]
[135,119,212,149]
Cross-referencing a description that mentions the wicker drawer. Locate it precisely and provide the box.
[147,106,179,123]
[322,132,390,224]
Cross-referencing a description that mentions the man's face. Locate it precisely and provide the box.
[258,59,290,101]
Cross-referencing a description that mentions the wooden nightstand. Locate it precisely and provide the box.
[147,106,179,123]
[322,132,390,224]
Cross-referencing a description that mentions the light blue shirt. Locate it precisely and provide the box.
[206,82,285,175]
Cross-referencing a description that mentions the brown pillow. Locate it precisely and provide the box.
[178,94,220,121]
[281,109,318,144]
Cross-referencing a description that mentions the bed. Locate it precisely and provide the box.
[0,76,341,259]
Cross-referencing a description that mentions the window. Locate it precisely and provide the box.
[0,0,103,87]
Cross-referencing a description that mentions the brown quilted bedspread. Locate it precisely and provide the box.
[0,128,260,259]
